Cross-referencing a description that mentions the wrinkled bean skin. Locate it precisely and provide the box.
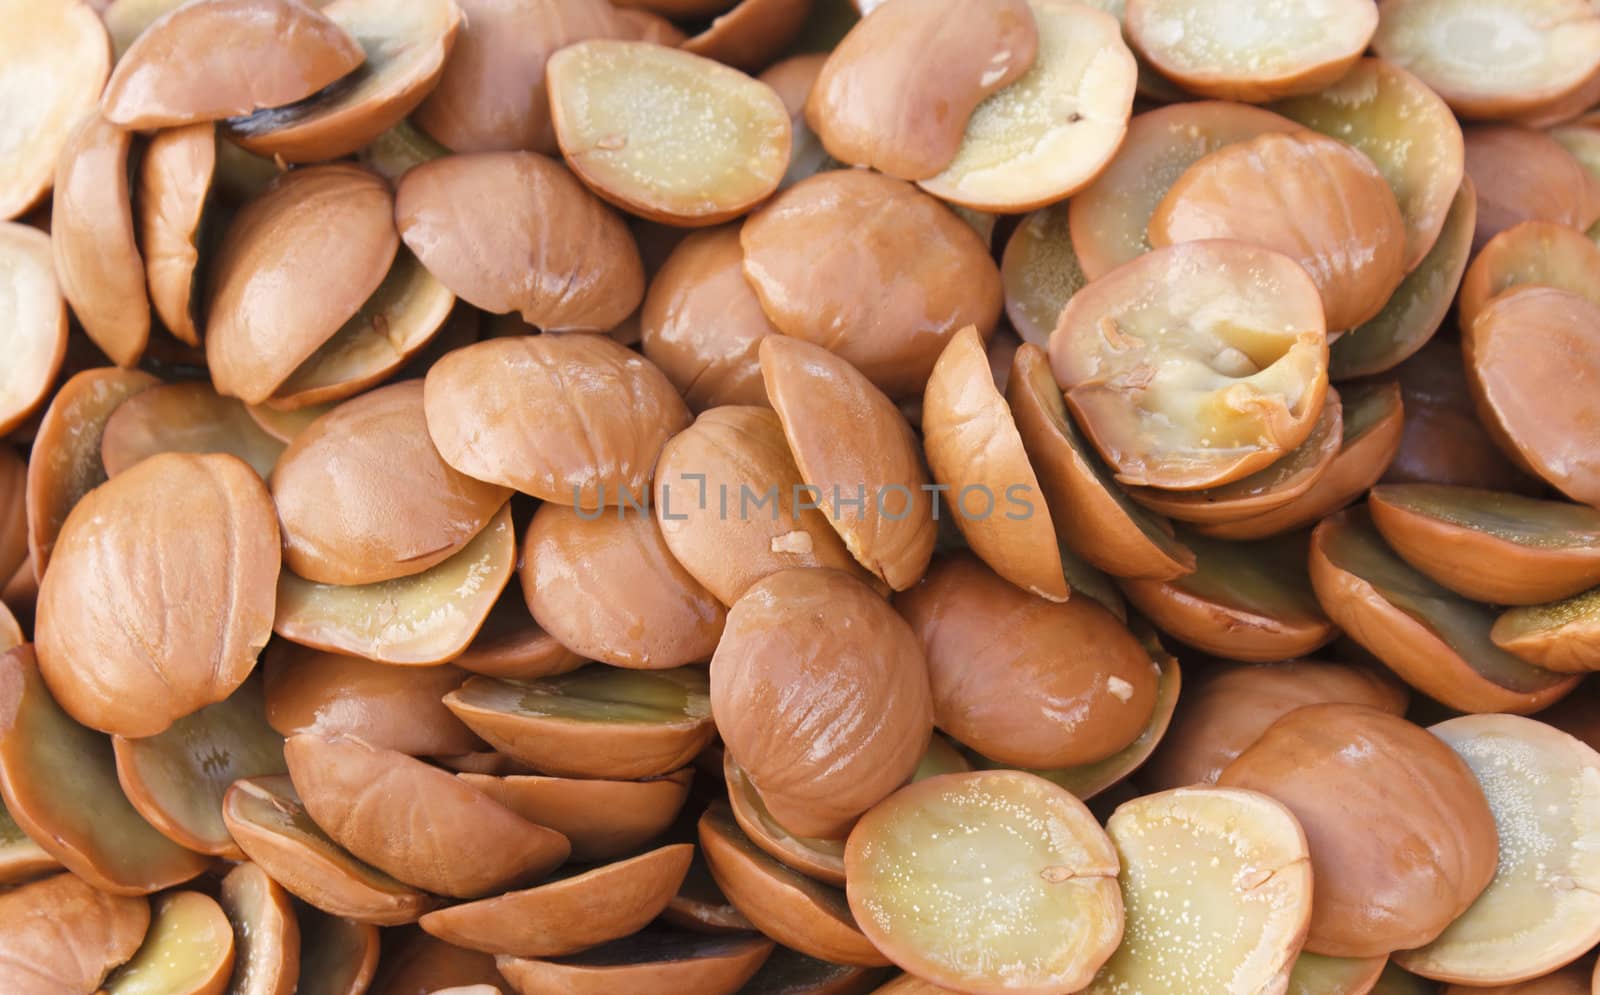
[35,452,280,738]
[712,568,933,839]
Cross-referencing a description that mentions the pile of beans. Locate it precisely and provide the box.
[3,0,1600,992]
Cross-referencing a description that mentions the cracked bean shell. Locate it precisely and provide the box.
[34,452,279,738]
[1049,239,1329,491]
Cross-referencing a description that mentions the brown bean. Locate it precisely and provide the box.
[1310,506,1579,714]
[0,224,67,436]
[1369,484,1600,605]
[924,326,1067,600]
[1142,660,1408,791]
[523,502,725,669]
[896,553,1157,769]
[219,862,301,995]
[1463,126,1599,253]
[52,114,149,368]
[1382,337,1539,495]
[112,673,287,858]
[262,642,481,756]
[422,334,687,507]
[1150,130,1406,331]
[1126,0,1375,101]
[442,665,716,780]
[806,0,1037,180]
[270,380,510,586]
[222,775,436,925]
[653,406,876,605]
[639,226,777,411]
[396,152,643,331]
[683,0,811,73]
[418,844,693,957]
[711,568,933,839]
[760,335,936,591]
[0,645,212,895]
[918,1,1138,213]
[1218,704,1498,958]
[495,931,775,995]
[0,873,149,992]
[699,804,888,967]
[272,503,516,666]
[35,452,279,737]
[225,0,463,163]
[25,366,158,577]
[1269,57,1465,274]
[1463,286,1600,506]
[206,165,398,404]
[0,0,109,220]
[412,0,623,155]
[137,122,214,347]
[100,381,285,481]
[100,0,365,129]
[458,769,691,863]
[1373,0,1600,120]
[547,41,792,226]
[740,170,1002,399]
[284,733,571,898]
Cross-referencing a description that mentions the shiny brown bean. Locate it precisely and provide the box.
[35,452,279,737]
[740,170,1002,399]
